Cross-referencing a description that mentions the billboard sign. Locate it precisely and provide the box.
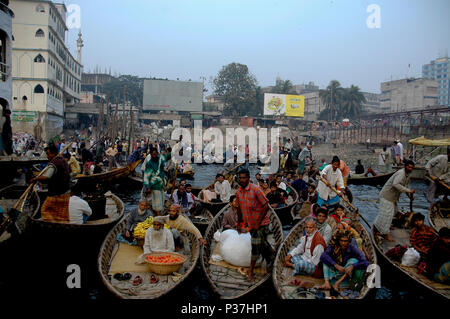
[264,93,304,117]
[143,79,203,112]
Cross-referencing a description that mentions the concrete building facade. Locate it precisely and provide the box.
[422,56,450,107]
[380,78,438,112]
[0,0,14,113]
[10,0,82,141]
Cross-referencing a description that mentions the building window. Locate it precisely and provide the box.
[34,85,45,93]
[35,29,45,37]
[34,54,45,63]
[22,96,28,101]
[36,5,45,13]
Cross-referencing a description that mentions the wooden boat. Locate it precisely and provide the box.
[200,204,283,299]
[348,171,395,186]
[273,208,377,299]
[371,225,450,299]
[272,185,298,226]
[186,208,214,235]
[28,192,124,237]
[428,199,450,232]
[392,165,426,180]
[0,184,40,243]
[177,170,195,180]
[98,213,200,299]
[75,160,141,186]
[290,201,312,225]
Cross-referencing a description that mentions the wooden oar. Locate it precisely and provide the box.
[318,175,371,227]
[429,174,450,191]
[0,142,73,232]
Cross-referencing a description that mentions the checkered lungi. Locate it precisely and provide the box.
[374,197,396,235]
[250,225,272,262]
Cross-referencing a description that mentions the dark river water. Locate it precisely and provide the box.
[0,163,436,301]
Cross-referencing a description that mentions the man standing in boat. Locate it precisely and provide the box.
[425,149,450,203]
[374,160,415,242]
[236,168,274,281]
[317,156,345,208]
[143,148,167,216]
[297,143,312,175]
[30,143,71,222]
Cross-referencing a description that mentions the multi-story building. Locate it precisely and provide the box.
[422,56,450,107]
[10,0,83,140]
[292,81,319,95]
[380,78,438,112]
[361,92,384,114]
[81,72,114,94]
[0,0,14,114]
[303,91,324,121]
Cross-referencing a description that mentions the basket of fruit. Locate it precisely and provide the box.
[145,252,187,275]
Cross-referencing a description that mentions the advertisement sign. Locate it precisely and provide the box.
[286,94,305,117]
[264,93,304,117]
[12,110,37,123]
[263,93,286,115]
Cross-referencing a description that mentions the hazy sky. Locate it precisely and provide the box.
[65,0,450,94]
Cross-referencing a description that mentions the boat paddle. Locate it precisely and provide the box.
[318,175,371,228]
[429,174,450,191]
[0,142,73,236]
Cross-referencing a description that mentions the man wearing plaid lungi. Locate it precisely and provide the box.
[236,169,274,281]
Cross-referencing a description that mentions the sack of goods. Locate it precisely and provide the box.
[401,247,421,267]
[214,229,252,267]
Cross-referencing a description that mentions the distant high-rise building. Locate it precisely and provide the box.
[422,56,450,107]
[10,0,82,140]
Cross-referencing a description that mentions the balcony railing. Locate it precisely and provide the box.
[0,61,10,81]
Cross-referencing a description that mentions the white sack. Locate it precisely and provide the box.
[401,247,421,267]
[218,229,252,267]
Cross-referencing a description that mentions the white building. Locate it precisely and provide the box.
[380,78,438,112]
[10,0,83,140]
[0,0,14,113]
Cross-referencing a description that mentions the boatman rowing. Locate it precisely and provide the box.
[317,156,345,209]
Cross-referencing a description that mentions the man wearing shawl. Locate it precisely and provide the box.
[143,148,167,215]
[315,208,332,244]
[320,230,369,293]
[284,217,326,277]
[137,216,175,264]
[297,143,312,174]
[172,184,194,215]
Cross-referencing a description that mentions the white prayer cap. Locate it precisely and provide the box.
[153,216,166,224]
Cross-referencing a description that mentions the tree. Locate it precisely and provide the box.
[213,63,258,116]
[102,75,144,107]
[272,78,294,94]
[341,85,366,119]
[319,80,344,121]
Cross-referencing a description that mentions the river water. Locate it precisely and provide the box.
[0,163,435,301]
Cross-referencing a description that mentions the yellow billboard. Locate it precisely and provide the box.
[285,95,304,117]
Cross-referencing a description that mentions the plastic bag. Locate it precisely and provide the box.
[217,229,252,267]
[401,247,420,267]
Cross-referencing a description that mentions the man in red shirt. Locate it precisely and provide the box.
[236,169,274,281]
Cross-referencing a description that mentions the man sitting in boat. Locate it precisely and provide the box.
[425,149,450,203]
[63,151,81,177]
[336,218,362,250]
[222,195,240,231]
[326,205,346,233]
[291,173,308,199]
[181,161,194,175]
[284,217,326,277]
[425,227,450,284]
[306,184,318,204]
[374,160,415,242]
[314,208,332,245]
[68,189,92,224]
[122,200,153,242]
[351,159,377,179]
[30,143,71,223]
[267,181,286,209]
[214,173,232,203]
[317,156,345,209]
[137,216,175,264]
[172,185,194,215]
[410,213,438,257]
[319,230,369,292]
[143,148,167,216]
[275,174,287,191]
[164,204,206,249]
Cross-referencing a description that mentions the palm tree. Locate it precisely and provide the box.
[319,80,344,121]
[273,78,294,94]
[342,85,366,119]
